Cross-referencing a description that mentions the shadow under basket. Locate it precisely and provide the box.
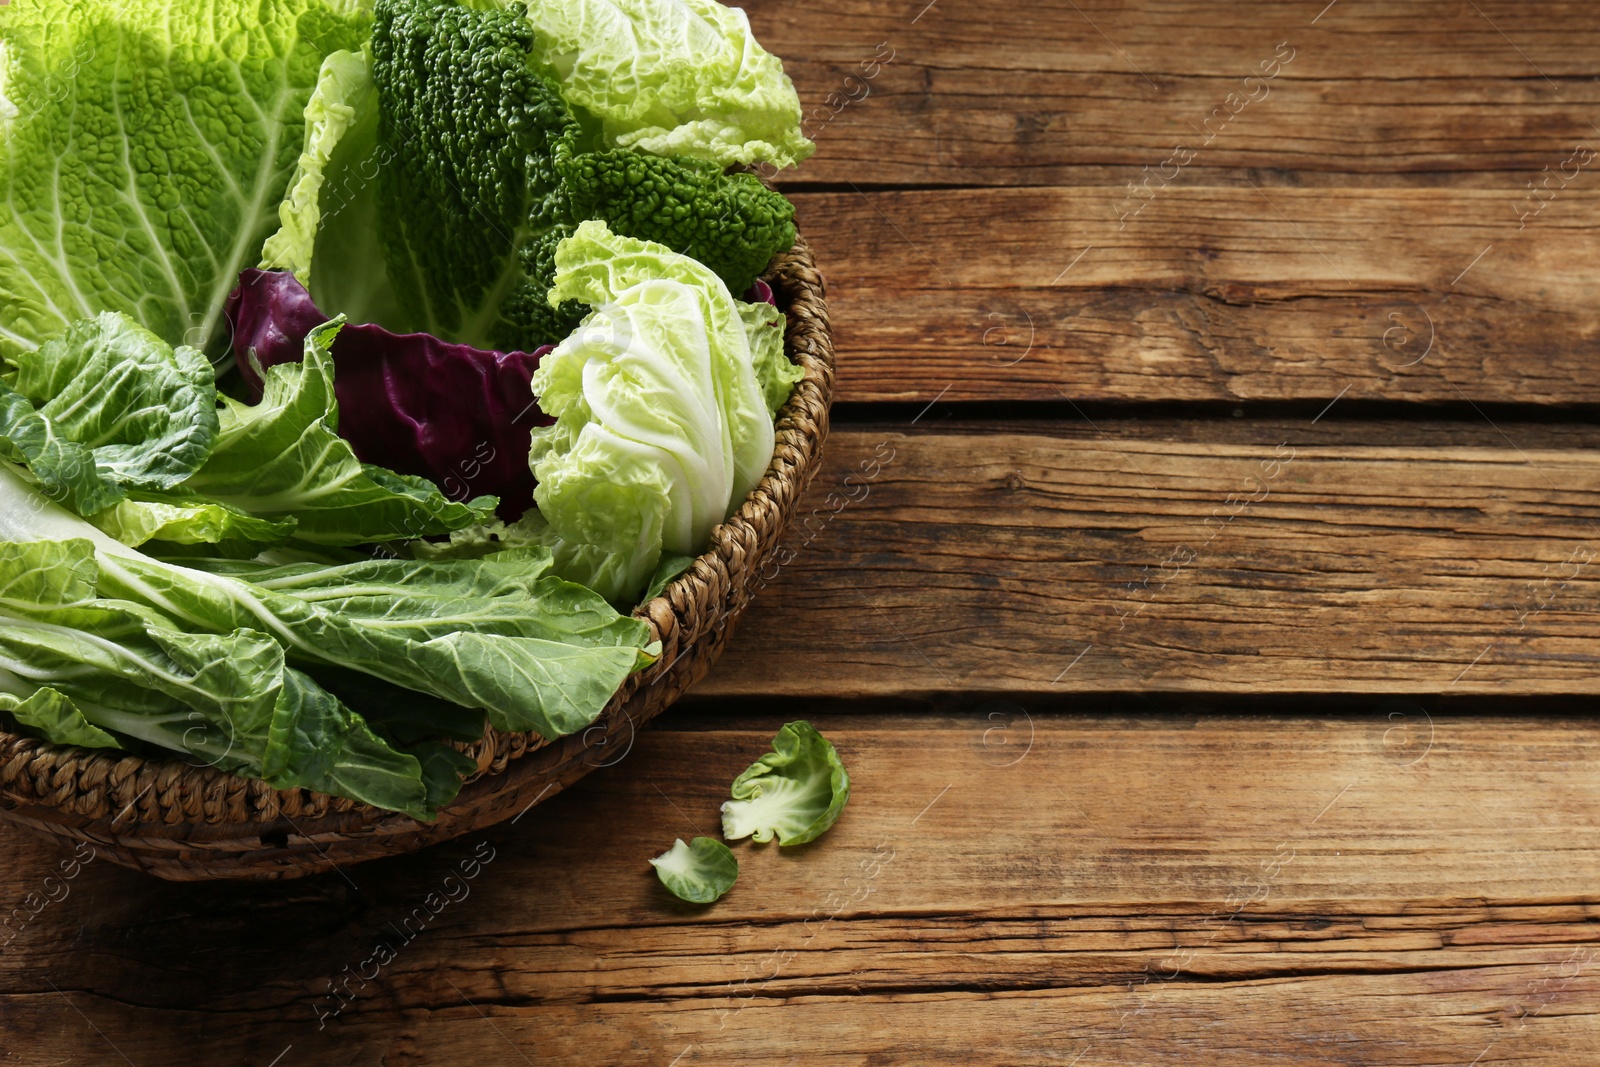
[0,237,835,881]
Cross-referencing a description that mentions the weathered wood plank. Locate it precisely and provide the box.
[790,187,1600,405]
[3,969,1595,1065]
[0,715,1595,1063]
[830,417,1600,451]
[752,0,1600,186]
[699,429,1600,697]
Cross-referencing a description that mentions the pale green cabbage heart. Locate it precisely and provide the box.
[523,220,789,602]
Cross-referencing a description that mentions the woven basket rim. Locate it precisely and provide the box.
[0,236,832,844]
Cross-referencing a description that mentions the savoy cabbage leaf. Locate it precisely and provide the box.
[0,0,371,358]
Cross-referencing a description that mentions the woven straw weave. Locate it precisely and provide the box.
[0,237,833,880]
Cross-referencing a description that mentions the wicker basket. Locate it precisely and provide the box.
[0,237,832,881]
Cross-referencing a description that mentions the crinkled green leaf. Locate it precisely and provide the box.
[183,320,497,544]
[0,461,656,746]
[721,721,850,846]
[511,0,814,168]
[0,0,372,359]
[0,382,121,515]
[0,311,220,517]
[522,442,675,605]
[324,0,580,348]
[0,537,434,817]
[650,836,738,903]
[10,313,218,490]
[0,686,118,749]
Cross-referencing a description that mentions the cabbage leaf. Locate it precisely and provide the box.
[87,493,299,550]
[650,836,738,903]
[511,0,814,168]
[0,458,657,807]
[94,539,655,739]
[524,220,786,601]
[0,0,372,358]
[721,721,850,846]
[0,538,437,816]
[0,687,119,750]
[0,313,219,517]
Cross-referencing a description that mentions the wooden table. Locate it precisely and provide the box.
[5,1,1600,1063]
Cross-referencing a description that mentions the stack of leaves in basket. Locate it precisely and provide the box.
[0,0,814,819]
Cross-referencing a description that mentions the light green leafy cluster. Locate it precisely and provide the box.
[0,461,656,814]
[0,310,658,816]
[0,0,814,821]
[512,0,814,168]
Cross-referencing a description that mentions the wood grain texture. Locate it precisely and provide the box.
[752,0,1600,185]
[0,716,1594,1064]
[792,186,1600,405]
[6,2,1600,1065]
[698,428,1600,698]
